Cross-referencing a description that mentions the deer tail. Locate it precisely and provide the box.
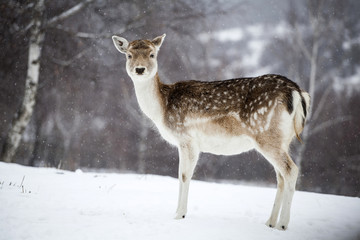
[293,90,311,143]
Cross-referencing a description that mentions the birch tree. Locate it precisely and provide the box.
[284,1,353,186]
[0,0,94,163]
[1,0,45,163]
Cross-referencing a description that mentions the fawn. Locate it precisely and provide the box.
[112,34,310,230]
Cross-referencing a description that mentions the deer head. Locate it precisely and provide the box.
[112,34,166,81]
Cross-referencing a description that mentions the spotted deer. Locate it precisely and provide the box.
[112,34,310,230]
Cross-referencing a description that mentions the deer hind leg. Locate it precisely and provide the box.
[175,143,199,219]
[277,152,298,230]
[259,146,298,230]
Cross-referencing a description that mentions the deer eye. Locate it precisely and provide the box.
[127,54,132,59]
[150,53,155,58]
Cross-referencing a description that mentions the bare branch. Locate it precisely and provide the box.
[309,116,352,137]
[16,0,93,35]
[293,24,312,61]
[52,25,126,39]
[46,0,94,27]
[51,16,146,39]
[311,85,332,122]
[17,20,35,35]
[50,47,92,66]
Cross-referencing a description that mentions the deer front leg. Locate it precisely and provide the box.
[175,143,199,219]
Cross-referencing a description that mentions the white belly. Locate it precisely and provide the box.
[154,118,256,155]
[193,132,255,155]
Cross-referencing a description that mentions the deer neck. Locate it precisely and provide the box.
[132,72,165,124]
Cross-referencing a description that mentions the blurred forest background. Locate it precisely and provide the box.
[1,0,359,197]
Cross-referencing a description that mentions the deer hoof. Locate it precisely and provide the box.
[174,213,186,219]
[265,219,276,228]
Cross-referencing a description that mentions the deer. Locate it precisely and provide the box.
[112,34,310,230]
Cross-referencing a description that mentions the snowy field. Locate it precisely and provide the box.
[1,162,359,240]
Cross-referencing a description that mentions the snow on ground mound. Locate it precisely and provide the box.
[0,162,359,240]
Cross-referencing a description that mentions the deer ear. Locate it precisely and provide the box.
[112,36,129,54]
[152,34,166,50]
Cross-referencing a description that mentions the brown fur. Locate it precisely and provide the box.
[157,74,303,137]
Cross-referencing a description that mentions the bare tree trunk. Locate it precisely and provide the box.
[292,15,320,186]
[296,40,317,186]
[54,105,81,170]
[1,0,45,163]
[29,123,41,167]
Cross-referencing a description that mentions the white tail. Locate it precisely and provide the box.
[112,34,310,230]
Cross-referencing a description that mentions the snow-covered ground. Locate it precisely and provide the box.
[1,162,359,240]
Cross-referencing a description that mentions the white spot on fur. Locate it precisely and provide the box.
[250,119,255,127]
[258,107,268,115]
[265,105,276,130]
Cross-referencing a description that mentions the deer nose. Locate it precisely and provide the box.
[135,67,145,75]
